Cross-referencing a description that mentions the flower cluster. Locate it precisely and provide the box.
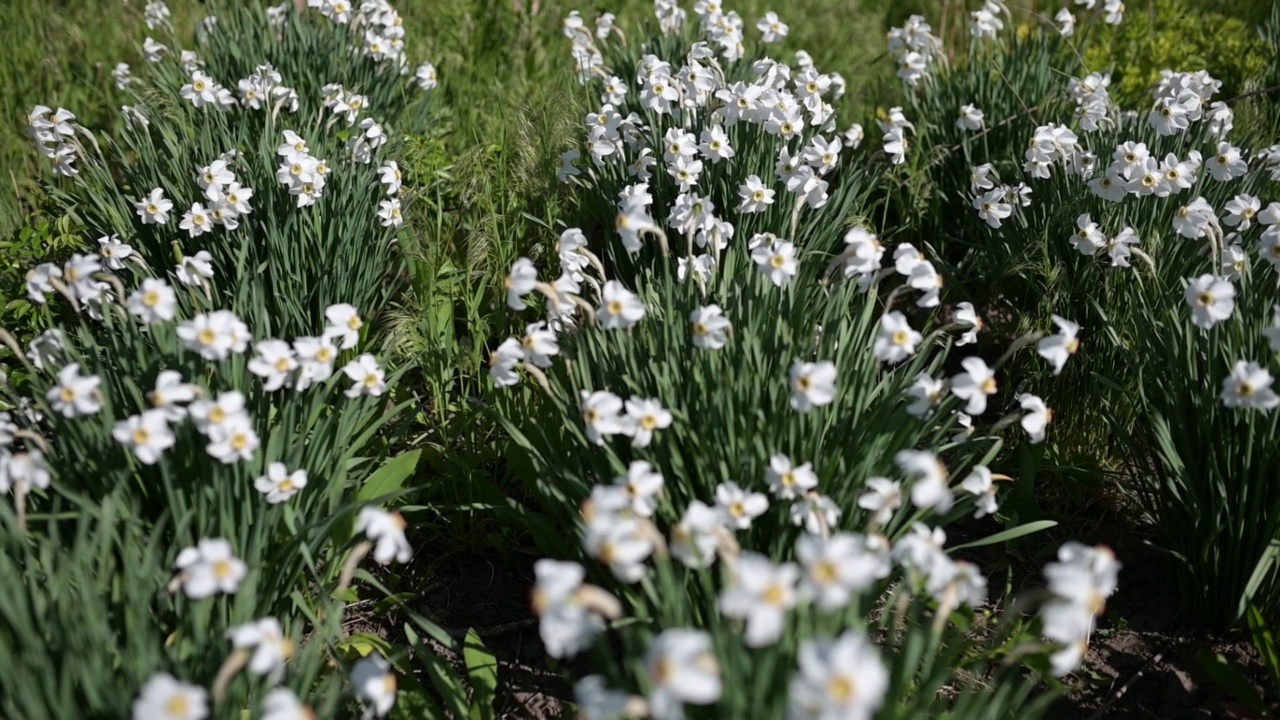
[274,129,331,208]
[26,105,79,176]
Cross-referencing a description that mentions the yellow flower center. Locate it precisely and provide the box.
[364,373,380,387]
[59,387,76,403]
[1239,381,1256,397]
[209,407,226,424]
[762,582,787,606]
[279,478,295,493]
[796,375,812,392]
[198,328,217,346]
[213,559,234,579]
[892,330,909,345]
[316,348,333,363]
[147,203,159,213]
[981,377,997,394]
[166,695,190,718]
[1196,291,1214,306]
[693,321,708,336]
[275,357,292,372]
[770,254,786,269]
[827,675,857,703]
[729,501,746,517]
[230,432,249,451]
[753,190,765,201]
[814,560,839,584]
[607,300,624,316]
[640,414,658,430]
[193,80,207,92]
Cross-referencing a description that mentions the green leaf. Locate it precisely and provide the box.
[949,521,1058,551]
[1247,604,1280,692]
[358,449,422,503]
[1198,650,1269,717]
[464,629,498,720]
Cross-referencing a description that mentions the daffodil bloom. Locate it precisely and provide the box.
[228,617,293,678]
[645,629,721,720]
[583,512,653,582]
[1208,141,1248,182]
[113,409,175,465]
[956,103,984,131]
[127,278,177,323]
[598,280,646,330]
[132,673,207,720]
[766,454,819,499]
[689,305,730,349]
[720,551,799,647]
[857,477,902,526]
[789,359,836,412]
[1263,306,1280,351]
[973,189,1012,228]
[206,415,259,464]
[788,631,888,720]
[737,174,775,214]
[574,677,632,720]
[844,226,885,280]
[260,688,310,720]
[179,202,213,238]
[488,337,523,387]
[174,538,246,598]
[1037,315,1080,375]
[520,321,560,368]
[1040,543,1121,676]
[960,465,999,518]
[668,499,721,569]
[1173,196,1218,239]
[351,654,397,718]
[1019,394,1052,444]
[625,397,671,447]
[1070,213,1105,256]
[150,370,198,421]
[357,507,413,564]
[796,533,890,611]
[413,62,439,91]
[375,198,402,227]
[905,373,944,418]
[1185,274,1235,329]
[176,251,215,287]
[610,461,664,517]
[532,559,611,659]
[96,234,134,270]
[714,481,768,530]
[1221,360,1280,410]
[505,257,538,310]
[951,356,997,414]
[248,340,298,391]
[63,253,102,300]
[189,391,246,434]
[25,262,60,303]
[790,492,842,535]
[255,462,308,504]
[27,328,65,369]
[897,449,953,513]
[874,311,921,364]
[1107,227,1140,268]
[47,363,102,418]
[342,354,386,398]
[1,450,51,496]
[294,335,339,390]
